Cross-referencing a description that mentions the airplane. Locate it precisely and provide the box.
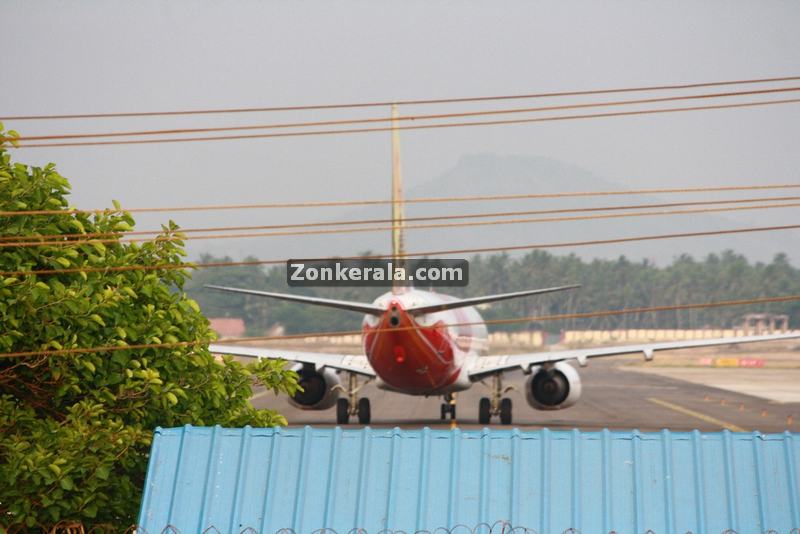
[208,106,800,425]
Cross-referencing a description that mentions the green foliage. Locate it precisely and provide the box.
[0,399,146,528]
[468,250,800,332]
[0,129,299,530]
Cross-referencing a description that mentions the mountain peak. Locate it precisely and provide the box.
[423,153,618,195]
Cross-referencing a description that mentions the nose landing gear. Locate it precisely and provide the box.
[333,372,372,425]
[478,374,515,425]
[440,392,457,421]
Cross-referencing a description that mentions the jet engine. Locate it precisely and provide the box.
[525,362,582,410]
[288,364,341,410]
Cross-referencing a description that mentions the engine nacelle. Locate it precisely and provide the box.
[525,361,582,410]
[288,364,341,410]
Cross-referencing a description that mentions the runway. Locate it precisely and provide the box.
[250,358,800,433]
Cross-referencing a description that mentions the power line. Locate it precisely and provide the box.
[2,293,798,359]
[9,97,800,148]
[3,183,800,217]
[4,200,799,249]
[3,194,798,244]
[2,75,798,121]
[13,86,800,142]
[2,223,798,277]
[245,293,800,336]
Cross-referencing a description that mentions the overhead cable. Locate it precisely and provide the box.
[2,194,798,244]
[3,183,799,217]
[2,293,799,359]
[3,200,799,248]
[9,97,800,148]
[12,86,800,142]
[2,75,798,121]
[1,223,798,277]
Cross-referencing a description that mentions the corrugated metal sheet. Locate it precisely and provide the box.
[138,426,800,534]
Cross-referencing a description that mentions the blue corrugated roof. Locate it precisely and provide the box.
[138,426,800,534]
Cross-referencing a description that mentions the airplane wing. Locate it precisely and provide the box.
[205,284,580,316]
[467,332,800,379]
[209,343,376,377]
[204,285,384,315]
[406,284,580,315]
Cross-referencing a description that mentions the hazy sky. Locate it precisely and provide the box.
[3,1,799,262]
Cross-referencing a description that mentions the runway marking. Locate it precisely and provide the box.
[647,397,745,432]
[590,384,678,389]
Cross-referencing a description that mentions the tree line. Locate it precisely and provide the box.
[186,250,800,335]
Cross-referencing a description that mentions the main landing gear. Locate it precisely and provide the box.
[334,372,372,425]
[479,374,514,425]
[440,392,457,421]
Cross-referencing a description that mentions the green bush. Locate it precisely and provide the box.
[0,126,299,530]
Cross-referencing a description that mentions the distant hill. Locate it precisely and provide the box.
[188,153,800,265]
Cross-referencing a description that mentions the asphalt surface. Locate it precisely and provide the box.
[250,359,800,433]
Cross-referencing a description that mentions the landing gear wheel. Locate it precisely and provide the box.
[441,393,457,421]
[336,398,350,425]
[500,398,512,425]
[478,397,491,425]
[357,398,371,425]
